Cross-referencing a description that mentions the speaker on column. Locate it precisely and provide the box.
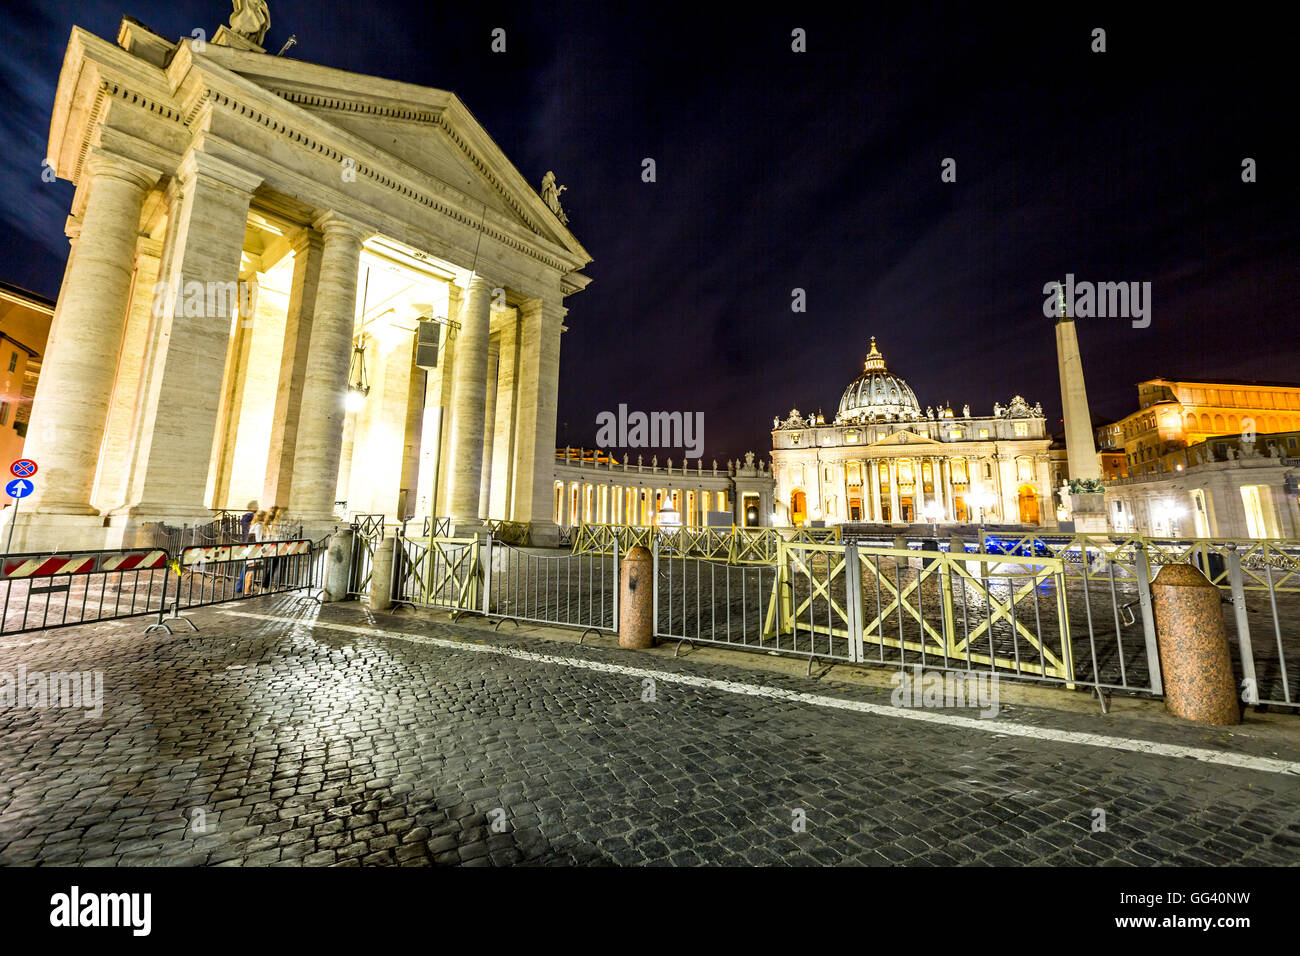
[415,320,441,369]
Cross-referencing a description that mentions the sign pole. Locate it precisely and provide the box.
[5,495,18,557]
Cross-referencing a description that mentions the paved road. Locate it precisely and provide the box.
[0,595,1297,866]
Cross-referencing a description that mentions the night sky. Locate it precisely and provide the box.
[2,2,1297,461]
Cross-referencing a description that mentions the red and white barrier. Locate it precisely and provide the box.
[181,539,311,566]
[3,549,168,579]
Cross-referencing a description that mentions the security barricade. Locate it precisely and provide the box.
[0,548,171,635]
[392,532,481,615]
[347,514,385,597]
[152,539,317,629]
[486,538,618,636]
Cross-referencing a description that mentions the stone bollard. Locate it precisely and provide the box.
[368,533,396,613]
[619,545,654,649]
[1151,563,1240,725]
[893,534,908,552]
[949,534,965,556]
[325,528,354,602]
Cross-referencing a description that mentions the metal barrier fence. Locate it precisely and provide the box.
[0,537,324,638]
[347,515,385,597]
[156,539,317,628]
[487,538,617,635]
[1,547,172,635]
[980,531,1299,708]
[654,542,779,659]
[572,523,839,565]
[393,532,481,615]
[484,519,531,547]
[653,537,1162,695]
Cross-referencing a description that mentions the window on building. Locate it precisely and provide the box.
[1013,422,1027,437]
[6,353,15,373]
[978,429,989,439]
[0,402,9,427]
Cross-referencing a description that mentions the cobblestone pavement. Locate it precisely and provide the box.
[0,594,1298,866]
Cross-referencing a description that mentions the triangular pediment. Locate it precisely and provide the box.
[869,430,942,447]
[202,48,589,262]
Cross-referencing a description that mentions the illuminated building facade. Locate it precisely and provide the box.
[552,447,775,528]
[1096,378,1300,479]
[770,339,1056,527]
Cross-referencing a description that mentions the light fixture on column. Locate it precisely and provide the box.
[346,334,370,413]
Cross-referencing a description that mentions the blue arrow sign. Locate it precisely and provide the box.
[6,478,33,499]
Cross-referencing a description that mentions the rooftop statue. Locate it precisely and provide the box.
[229,0,270,45]
[541,171,569,224]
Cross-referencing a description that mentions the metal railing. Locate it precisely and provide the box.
[160,539,317,618]
[979,531,1299,707]
[486,539,617,635]
[571,523,840,565]
[392,530,480,615]
[0,537,325,638]
[0,547,172,635]
[347,514,385,597]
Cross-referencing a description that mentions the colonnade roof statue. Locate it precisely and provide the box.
[228,0,270,47]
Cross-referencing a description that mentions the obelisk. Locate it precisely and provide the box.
[1054,282,1101,481]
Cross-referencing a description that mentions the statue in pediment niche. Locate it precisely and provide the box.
[541,171,569,224]
[229,0,270,45]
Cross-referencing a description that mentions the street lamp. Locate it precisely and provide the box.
[970,490,994,528]
[921,501,944,538]
[346,335,370,412]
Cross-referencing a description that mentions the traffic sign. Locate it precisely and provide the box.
[5,478,34,499]
[9,459,36,478]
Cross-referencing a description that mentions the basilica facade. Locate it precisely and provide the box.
[771,339,1057,527]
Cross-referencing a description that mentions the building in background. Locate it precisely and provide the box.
[0,283,52,469]
[1096,377,1300,478]
[1096,378,1300,537]
[1103,429,1299,538]
[770,339,1055,527]
[7,13,590,552]
[553,447,774,529]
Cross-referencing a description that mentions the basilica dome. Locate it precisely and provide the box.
[835,338,922,424]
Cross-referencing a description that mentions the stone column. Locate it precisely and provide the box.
[889,459,901,522]
[511,296,565,545]
[478,335,500,518]
[445,274,493,530]
[867,460,879,521]
[93,235,162,514]
[113,151,260,536]
[23,153,158,518]
[288,214,368,525]
[940,458,952,517]
[489,311,520,519]
[263,228,323,508]
[414,284,461,519]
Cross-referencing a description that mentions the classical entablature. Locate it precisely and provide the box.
[11,15,591,552]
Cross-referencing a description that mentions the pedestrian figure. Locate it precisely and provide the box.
[244,510,268,594]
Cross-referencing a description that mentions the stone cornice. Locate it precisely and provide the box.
[195,81,585,277]
[189,46,590,261]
